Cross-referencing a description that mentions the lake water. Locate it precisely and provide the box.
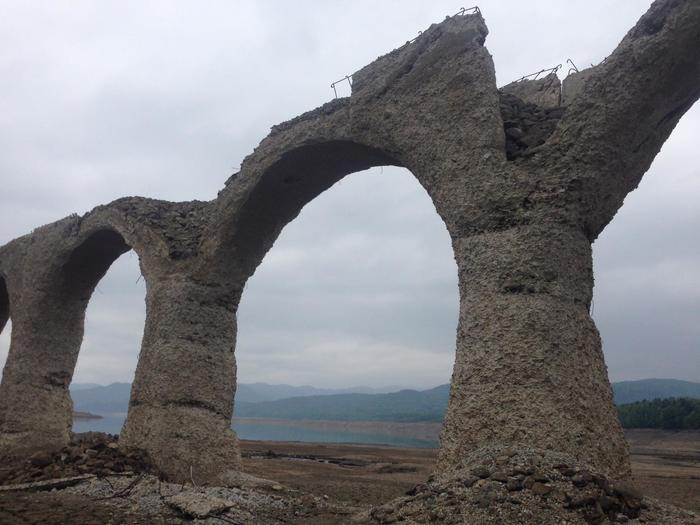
[73,414,438,449]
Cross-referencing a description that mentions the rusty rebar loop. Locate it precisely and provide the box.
[454,6,481,17]
[516,64,562,83]
[330,75,353,99]
[330,6,482,97]
[566,58,580,76]
[592,55,610,67]
[407,30,423,45]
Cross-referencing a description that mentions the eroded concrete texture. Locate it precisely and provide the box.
[0,0,698,488]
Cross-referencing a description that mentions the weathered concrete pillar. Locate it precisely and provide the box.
[0,295,88,457]
[438,222,630,478]
[120,275,242,484]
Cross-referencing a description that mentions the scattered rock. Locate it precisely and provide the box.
[531,482,553,496]
[599,494,619,511]
[462,475,479,488]
[363,446,699,525]
[506,477,523,492]
[533,472,550,482]
[167,492,234,518]
[572,471,593,487]
[490,471,508,483]
[568,495,596,509]
[0,433,155,486]
[505,127,524,139]
[495,455,511,464]
[612,481,643,501]
[29,452,52,468]
[471,466,491,479]
[499,92,565,160]
[512,466,534,476]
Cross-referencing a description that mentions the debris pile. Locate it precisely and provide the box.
[0,432,154,485]
[499,92,565,160]
[361,446,698,525]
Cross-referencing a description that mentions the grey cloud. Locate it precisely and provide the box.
[0,1,697,389]
[593,106,700,382]
[236,168,459,388]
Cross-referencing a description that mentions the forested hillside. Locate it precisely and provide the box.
[617,398,700,429]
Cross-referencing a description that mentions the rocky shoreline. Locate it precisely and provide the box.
[1,433,697,524]
[361,446,698,524]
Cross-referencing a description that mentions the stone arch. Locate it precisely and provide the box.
[66,227,147,433]
[234,162,458,404]
[217,139,408,279]
[0,222,148,457]
[60,228,132,304]
[156,134,456,483]
[55,226,142,412]
[121,134,449,484]
[0,0,696,490]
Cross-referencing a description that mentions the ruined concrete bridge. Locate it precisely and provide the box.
[0,0,698,485]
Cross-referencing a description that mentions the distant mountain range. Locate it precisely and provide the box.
[71,382,132,413]
[612,379,700,405]
[70,378,700,422]
[236,382,407,403]
[69,382,412,415]
[235,385,449,422]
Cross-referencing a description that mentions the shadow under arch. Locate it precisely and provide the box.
[0,274,8,336]
[218,140,411,279]
[60,228,132,304]
[0,274,10,384]
[0,274,11,440]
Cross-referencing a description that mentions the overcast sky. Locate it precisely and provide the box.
[0,1,697,389]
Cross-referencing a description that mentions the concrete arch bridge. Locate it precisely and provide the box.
[0,0,698,487]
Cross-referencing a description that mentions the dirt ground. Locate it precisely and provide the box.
[240,440,436,507]
[625,429,700,514]
[239,430,700,514]
[0,430,697,524]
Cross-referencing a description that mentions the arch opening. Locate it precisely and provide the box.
[224,141,405,278]
[60,229,145,435]
[592,103,700,385]
[61,229,131,302]
[233,164,458,497]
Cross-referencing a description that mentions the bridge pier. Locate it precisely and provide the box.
[438,222,630,477]
[0,295,87,458]
[119,275,242,484]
